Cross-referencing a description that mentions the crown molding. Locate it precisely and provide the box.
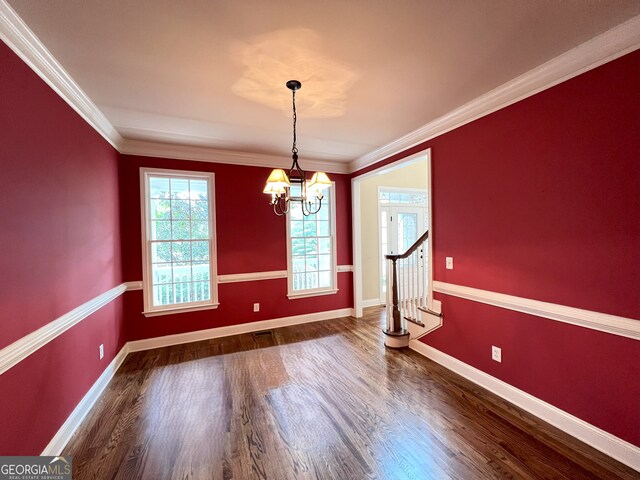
[349,14,640,173]
[3,0,638,175]
[0,0,122,149]
[120,138,351,174]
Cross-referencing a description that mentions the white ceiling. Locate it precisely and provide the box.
[5,0,640,167]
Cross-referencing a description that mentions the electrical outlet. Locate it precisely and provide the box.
[253,303,260,312]
[492,346,502,363]
[446,257,454,269]
[99,344,104,360]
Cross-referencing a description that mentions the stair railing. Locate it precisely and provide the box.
[385,230,439,336]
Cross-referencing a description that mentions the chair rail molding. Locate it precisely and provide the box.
[0,283,129,375]
[433,281,640,340]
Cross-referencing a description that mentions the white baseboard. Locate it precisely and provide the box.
[128,308,354,352]
[362,298,383,308]
[41,344,129,456]
[409,341,640,472]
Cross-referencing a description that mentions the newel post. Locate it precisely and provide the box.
[390,257,401,332]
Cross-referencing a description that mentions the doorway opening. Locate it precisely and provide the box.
[378,188,428,304]
[351,148,433,317]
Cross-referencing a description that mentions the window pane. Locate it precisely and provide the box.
[293,273,305,290]
[151,242,171,263]
[152,263,172,284]
[290,203,303,220]
[150,178,170,199]
[192,281,210,302]
[174,282,191,303]
[191,221,208,239]
[192,262,210,281]
[153,284,173,306]
[192,241,209,262]
[318,204,329,220]
[305,255,318,272]
[189,179,208,200]
[292,256,305,273]
[290,220,303,237]
[171,241,191,262]
[151,220,171,241]
[319,237,330,254]
[171,178,190,199]
[303,221,317,236]
[191,200,208,220]
[319,254,331,271]
[171,199,190,219]
[291,238,305,255]
[305,238,318,254]
[173,263,191,283]
[319,271,331,288]
[318,221,329,236]
[151,199,171,219]
[172,220,191,240]
[305,272,318,289]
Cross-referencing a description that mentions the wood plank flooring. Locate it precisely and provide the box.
[64,308,638,479]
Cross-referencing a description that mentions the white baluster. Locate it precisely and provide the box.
[422,243,427,309]
[400,258,405,320]
[413,251,418,319]
[409,253,413,320]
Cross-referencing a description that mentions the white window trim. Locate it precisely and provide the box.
[140,167,219,316]
[286,182,338,299]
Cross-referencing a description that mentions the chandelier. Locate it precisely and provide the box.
[263,80,331,216]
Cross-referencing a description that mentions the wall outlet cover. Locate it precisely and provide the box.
[492,346,502,363]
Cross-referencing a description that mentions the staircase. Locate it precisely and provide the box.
[383,230,443,348]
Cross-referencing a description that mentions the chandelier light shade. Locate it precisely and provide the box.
[264,80,331,216]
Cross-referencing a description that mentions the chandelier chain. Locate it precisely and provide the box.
[292,89,298,154]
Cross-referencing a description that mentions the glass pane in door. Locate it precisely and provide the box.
[398,213,418,252]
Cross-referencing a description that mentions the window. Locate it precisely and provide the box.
[286,183,337,298]
[140,168,218,315]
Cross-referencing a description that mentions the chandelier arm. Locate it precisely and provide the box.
[279,195,290,215]
[308,197,323,216]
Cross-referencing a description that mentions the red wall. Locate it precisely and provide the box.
[0,41,125,454]
[353,50,640,445]
[119,155,353,341]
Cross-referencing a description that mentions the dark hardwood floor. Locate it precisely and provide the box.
[65,308,637,479]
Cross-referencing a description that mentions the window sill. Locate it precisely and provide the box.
[143,303,220,317]
[287,289,339,300]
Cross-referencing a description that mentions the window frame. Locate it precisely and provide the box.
[140,167,219,316]
[286,182,338,299]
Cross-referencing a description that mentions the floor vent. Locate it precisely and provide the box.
[253,330,273,337]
